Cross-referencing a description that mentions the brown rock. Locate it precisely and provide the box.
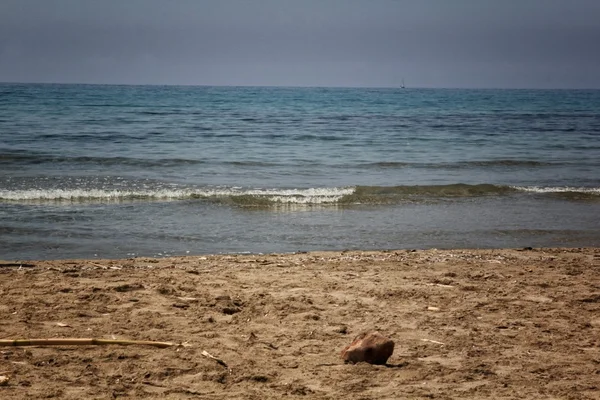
[340,331,394,365]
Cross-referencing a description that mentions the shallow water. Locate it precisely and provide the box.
[1,84,599,259]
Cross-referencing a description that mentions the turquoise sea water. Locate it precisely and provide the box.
[1,83,599,260]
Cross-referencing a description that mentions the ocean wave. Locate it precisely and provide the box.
[358,160,554,169]
[0,152,296,168]
[341,184,517,203]
[360,161,412,168]
[0,188,194,202]
[511,186,600,200]
[451,160,554,167]
[0,153,206,167]
[0,152,569,170]
[0,187,355,205]
[511,186,600,194]
[2,184,598,205]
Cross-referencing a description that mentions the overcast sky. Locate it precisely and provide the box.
[1,0,599,88]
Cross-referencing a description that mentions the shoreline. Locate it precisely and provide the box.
[1,247,599,399]
[4,245,598,264]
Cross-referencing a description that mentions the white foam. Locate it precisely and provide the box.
[0,186,357,203]
[0,188,193,201]
[197,186,355,204]
[246,187,355,204]
[512,186,600,195]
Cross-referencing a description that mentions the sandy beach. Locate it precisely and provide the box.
[1,248,599,399]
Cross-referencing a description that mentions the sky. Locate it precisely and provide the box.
[1,0,599,89]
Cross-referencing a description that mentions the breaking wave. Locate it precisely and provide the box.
[1,184,598,205]
[0,187,354,205]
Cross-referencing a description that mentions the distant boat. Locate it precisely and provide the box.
[401,79,405,89]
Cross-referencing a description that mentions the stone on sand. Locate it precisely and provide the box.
[340,331,394,365]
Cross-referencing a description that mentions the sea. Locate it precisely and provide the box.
[1,83,599,260]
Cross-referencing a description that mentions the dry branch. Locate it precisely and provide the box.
[420,338,445,345]
[201,350,229,369]
[0,263,35,268]
[0,338,180,348]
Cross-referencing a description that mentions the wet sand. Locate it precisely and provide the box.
[1,248,599,399]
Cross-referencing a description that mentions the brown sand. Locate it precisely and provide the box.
[1,248,599,399]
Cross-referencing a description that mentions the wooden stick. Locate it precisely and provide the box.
[0,338,178,348]
[420,338,445,345]
[0,263,35,268]
[201,350,229,368]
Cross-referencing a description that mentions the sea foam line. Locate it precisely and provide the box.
[3,185,598,204]
[511,186,600,195]
[0,187,356,203]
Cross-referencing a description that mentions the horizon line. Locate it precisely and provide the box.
[1,80,599,91]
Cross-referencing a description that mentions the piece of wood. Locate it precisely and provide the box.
[201,350,229,368]
[421,338,445,345]
[0,263,35,268]
[0,338,178,348]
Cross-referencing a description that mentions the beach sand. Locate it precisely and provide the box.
[1,248,599,399]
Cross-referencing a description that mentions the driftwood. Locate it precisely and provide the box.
[201,350,229,369]
[421,338,445,345]
[0,263,35,268]
[0,338,179,348]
